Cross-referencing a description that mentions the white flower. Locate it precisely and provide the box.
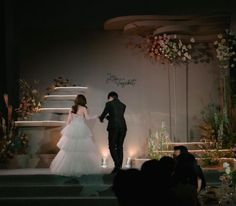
[32,89,38,94]
[225,167,231,175]
[223,162,230,168]
[218,33,223,39]
[190,37,195,43]
[221,39,226,43]
[178,40,183,48]
[182,45,187,51]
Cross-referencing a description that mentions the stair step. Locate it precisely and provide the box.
[42,100,74,108]
[15,121,65,127]
[0,185,113,197]
[54,86,88,91]
[158,141,226,150]
[0,168,225,206]
[30,113,67,121]
[38,108,70,113]
[153,149,231,153]
[44,95,76,101]
[167,141,205,145]
[132,158,236,170]
[0,173,115,199]
[0,197,118,206]
[49,87,87,95]
[0,174,114,185]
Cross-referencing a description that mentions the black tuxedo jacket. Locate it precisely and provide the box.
[99,98,127,131]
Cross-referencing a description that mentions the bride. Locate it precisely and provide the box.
[50,94,101,176]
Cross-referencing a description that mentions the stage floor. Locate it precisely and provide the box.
[0,168,112,176]
[0,168,51,175]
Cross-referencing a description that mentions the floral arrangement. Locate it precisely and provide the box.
[146,34,195,65]
[220,162,236,189]
[147,121,171,159]
[156,121,171,151]
[213,30,236,150]
[46,76,76,94]
[198,103,236,166]
[198,143,233,167]
[0,95,28,163]
[214,29,236,75]
[147,129,159,159]
[199,103,234,148]
[15,79,42,120]
[129,31,214,65]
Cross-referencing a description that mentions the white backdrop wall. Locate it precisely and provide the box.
[20,30,219,158]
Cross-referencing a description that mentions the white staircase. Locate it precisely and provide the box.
[14,86,88,168]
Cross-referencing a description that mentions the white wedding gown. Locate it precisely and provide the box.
[50,113,101,176]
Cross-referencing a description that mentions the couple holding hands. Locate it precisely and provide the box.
[50,91,127,176]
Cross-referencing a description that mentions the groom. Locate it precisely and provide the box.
[99,91,127,174]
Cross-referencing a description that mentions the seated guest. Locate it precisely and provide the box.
[173,145,188,159]
[173,146,206,192]
[171,153,201,206]
[112,168,142,206]
[140,159,175,205]
[159,156,175,187]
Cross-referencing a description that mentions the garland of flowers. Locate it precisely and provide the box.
[214,30,236,148]
[146,34,195,65]
[214,29,236,75]
[15,79,42,120]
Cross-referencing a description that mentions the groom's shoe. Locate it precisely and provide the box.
[110,167,120,174]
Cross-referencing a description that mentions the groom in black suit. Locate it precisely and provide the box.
[99,91,127,174]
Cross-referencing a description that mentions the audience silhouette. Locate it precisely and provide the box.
[173,145,206,192]
[112,168,142,206]
[112,146,205,206]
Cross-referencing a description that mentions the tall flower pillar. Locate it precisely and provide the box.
[186,63,189,141]
[146,34,194,141]
[214,30,236,147]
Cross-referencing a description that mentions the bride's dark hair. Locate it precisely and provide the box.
[71,94,87,114]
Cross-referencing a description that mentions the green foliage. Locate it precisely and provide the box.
[0,95,28,163]
[46,77,76,94]
[147,122,171,159]
[200,103,235,148]
[15,79,42,120]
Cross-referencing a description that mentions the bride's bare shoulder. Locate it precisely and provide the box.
[77,106,87,113]
[79,106,87,110]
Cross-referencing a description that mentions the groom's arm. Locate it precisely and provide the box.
[99,102,109,122]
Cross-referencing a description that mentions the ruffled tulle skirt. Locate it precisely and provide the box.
[50,119,102,176]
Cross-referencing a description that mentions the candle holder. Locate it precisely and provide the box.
[125,157,132,168]
[101,156,107,168]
